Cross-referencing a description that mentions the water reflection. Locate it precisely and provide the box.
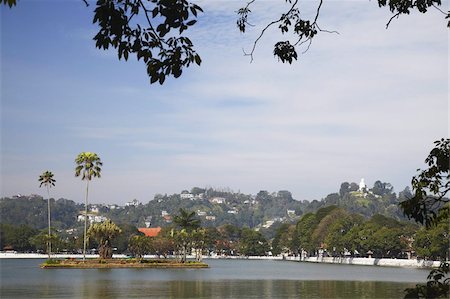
[9,279,411,298]
[0,259,422,298]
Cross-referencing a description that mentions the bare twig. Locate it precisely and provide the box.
[316,24,339,35]
[313,0,323,23]
[244,0,299,62]
[432,4,447,15]
[301,38,313,54]
[82,0,89,7]
[386,12,401,29]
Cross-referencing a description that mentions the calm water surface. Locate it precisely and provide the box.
[0,259,429,298]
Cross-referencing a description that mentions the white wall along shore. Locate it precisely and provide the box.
[0,252,441,268]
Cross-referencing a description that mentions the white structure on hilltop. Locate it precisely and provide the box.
[359,178,367,192]
[180,192,194,200]
[125,199,140,207]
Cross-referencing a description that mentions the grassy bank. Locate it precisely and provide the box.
[40,258,209,269]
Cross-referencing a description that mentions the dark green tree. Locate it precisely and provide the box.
[3,0,447,84]
[128,234,152,259]
[294,212,318,255]
[401,139,450,298]
[271,223,291,255]
[239,228,269,256]
[413,206,449,261]
[0,224,37,252]
[400,138,449,227]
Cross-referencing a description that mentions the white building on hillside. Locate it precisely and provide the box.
[125,199,140,206]
[210,197,226,204]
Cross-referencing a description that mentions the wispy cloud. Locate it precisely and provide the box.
[1,0,447,203]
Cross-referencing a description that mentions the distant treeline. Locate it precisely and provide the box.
[1,205,448,261]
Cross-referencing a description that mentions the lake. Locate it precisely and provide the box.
[0,258,429,298]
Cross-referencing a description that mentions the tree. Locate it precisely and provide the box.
[239,228,269,256]
[87,220,122,259]
[173,208,200,262]
[151,228,175,258]
[325,213,364,256]
[128,234,152,259]
[413,206,449,261]
[75,152,103,261]
[371,180,394,196]
[400,139,450,298]
[311,208,348,250]
[3,0,447,84]
[0,224,37,252]
[237,0,449,64]
[38,170,56,259]
[30,231,63,254]
[400,138,449,227]
[191,228,209,261]
[294,212,318,255]
[92,0,202,85]
[173,208,200,232]
[404,262,450,299]
[272,223,295,256]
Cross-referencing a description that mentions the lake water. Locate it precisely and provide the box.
[0,259,429,298]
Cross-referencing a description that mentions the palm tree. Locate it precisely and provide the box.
[87,220,122,259]
[173,208,201,232]
[38,170,55,259]
[75,152,102,261]
[173,208,201,262]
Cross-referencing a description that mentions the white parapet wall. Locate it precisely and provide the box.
[284,256,441,268]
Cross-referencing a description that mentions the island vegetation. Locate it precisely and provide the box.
[40,258,208,269]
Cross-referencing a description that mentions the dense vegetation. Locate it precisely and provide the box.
[0,180,411,232]
[1,178,447,261]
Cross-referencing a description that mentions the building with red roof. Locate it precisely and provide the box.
[137,227,162,237]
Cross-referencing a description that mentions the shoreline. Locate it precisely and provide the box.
[284,256,441,268]
[0,252,441,268]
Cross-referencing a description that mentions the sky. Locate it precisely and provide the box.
[1,0,448,205]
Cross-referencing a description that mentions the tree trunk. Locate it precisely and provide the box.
[83,180,89,262]
[47,187,51,259]
[99,242,113,259]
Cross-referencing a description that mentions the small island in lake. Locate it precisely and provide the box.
[40,258,209,269]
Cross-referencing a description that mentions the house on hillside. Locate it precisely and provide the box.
[77,213,107,224]
[180,190,194,200]
[210,197,226,204]
[197,210,207,216]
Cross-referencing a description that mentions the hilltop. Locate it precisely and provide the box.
[0,180,411,235]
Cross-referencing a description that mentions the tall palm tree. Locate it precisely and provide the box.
[75,152,102,261]
[38,170,56,259]
[173,208,201,262]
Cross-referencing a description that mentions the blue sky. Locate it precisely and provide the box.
[1,0,448,204]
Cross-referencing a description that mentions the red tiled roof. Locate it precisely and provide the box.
[138,227,162,237]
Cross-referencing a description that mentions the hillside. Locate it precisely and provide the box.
[0,180,410,232]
